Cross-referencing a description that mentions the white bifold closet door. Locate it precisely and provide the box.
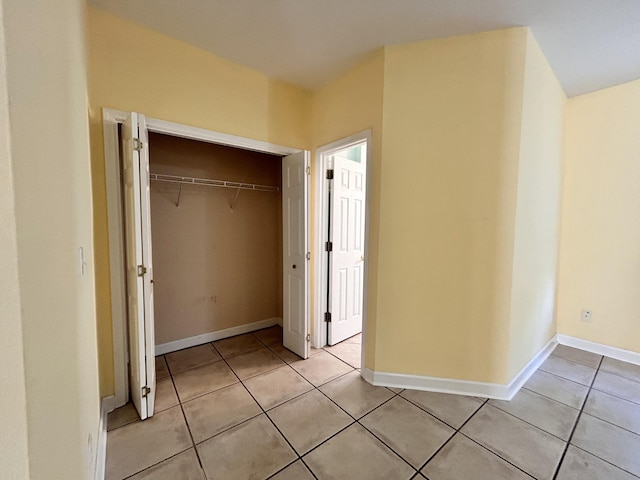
[282,151,310,359]
[122,112,156,420]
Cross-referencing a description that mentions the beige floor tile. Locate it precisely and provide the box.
[173,361,238,402]
[128,449,205,480]
[571,413,640,476]
[461,404,565,480]
[268,389,353,455]
[105,406,192,480]
[226,347,286,380]
[165,344,221,375]
[422,433,532,480]
[583,389,640,435]
[154,378,179,413]
[490,388,580,440]
[319,370,394,418]
[252,325,283,346]
[303,423,415,480]
[107,402,139,431]
[523,370,589,409]
[270,460,315,480]
[592,370,640,403]
[269,343,303,363]
[360,396,454,468]
[197,414,296,480]
[539,356,597,386]
[213,333,263,358]
[309,346,324,356]
[324,342,361,368]
[343,333,362,344]
[182,383,261,443]
[556,445,637,480]
[156,356,170,380]
[400,390,484,428]
[600,357,640,382]
[243,365,313,410]
[291,350,353,386]
[552,345,602,369]
[387,387,404,394]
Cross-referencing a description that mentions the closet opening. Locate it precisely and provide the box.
[104,110,310,418]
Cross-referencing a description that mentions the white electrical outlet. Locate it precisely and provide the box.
[581,309,592,323]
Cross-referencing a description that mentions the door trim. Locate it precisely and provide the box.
[313,131,372,367]
[103,108,303,408]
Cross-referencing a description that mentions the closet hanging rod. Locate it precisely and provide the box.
[149,173,279,192]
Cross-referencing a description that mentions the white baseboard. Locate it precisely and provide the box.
[155,317,282,355]
[556,334,640,366]
[362,336,557,401]
[95,395,114,480]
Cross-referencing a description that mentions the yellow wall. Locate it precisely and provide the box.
[376,29,528,383]
[0,2,30,476]
[507,31,566,378]
[86,7,311,395]
[2,0,100,477]
[557,78,640,352]
[311,50,385,366]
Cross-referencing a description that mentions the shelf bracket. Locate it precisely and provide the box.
[230,188,241,211]
[175,182,183,207]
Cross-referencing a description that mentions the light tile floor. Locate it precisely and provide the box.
[106,331,640,479]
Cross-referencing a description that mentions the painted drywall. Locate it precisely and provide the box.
[149,133,283,345]
[311,50,385,367]
[507,31,566,378]
[376,29,528,383]
[86,6,311,395]
[2,0,100,478]
[0,2,30,476]
[557,78,640,353]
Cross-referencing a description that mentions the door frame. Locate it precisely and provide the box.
[313,130,372,363]
[103,108,304,408]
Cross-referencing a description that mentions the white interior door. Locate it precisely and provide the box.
[282,151,310,359]
[328,151,366,345]
[122,112,156,419]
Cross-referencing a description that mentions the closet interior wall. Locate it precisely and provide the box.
[148,132,283,348]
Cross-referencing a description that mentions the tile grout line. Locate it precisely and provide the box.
[551,354,605,480]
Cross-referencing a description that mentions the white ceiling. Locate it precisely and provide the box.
[89,0,640,97]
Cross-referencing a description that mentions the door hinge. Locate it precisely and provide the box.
[324,312,332,323]
[306,166,311,175]
[326,169,334,180]
[141,386,151,397]
[306,333,311,342]
[137,265,147,277]
[133,138,144,152]
[325,241,333,252]
[306,252,311,260]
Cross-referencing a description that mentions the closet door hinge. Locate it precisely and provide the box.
[306,334,311,342]
[133,138,144,152]
[324,312,332,323]
[324,241,333,252]
[306,252,311,260]
[326,169,334,180]
[306,166,311,175]
[137,265,147,277]
[141,386,151,398]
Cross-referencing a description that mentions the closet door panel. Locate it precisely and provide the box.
[282,151,309,359]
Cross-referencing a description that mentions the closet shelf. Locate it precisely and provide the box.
[150,173,279,193]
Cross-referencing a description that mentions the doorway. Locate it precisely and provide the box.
[314,131,371,360]
[104,110,310,415]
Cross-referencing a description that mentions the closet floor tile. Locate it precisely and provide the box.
[165,344,221,375]
[172,361,238,402]
[252,325,283,346]
[155,356,170,380]
[213,333,263,358]
[269,343,303,363]
[225,347,286,380]
[154,378,179,413]
[107,402,139,432]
